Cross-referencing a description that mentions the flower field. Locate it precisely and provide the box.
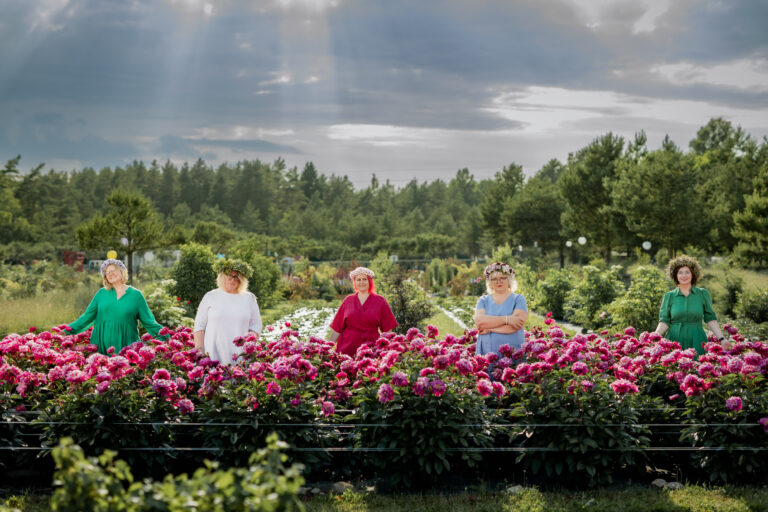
[1,314,768,488]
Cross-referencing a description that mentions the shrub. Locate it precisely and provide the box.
[607,266,668,333]
[735,288,768,324]
[169,243,216,313]
[534,267,574,319]
[143,279,192,328]
[681,374,768,484]
[509,370,652,487]
[350,369,491,488]
[228,239,283,308]
[563,265,624,329]
[49,433,305,512]
[715,271,744,317]
[377,270,433,334]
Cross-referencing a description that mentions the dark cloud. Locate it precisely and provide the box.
[153,135,302,156]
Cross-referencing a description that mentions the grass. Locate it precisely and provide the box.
[0,285,97,338]
[4,486,767,512]
[302,486,768,512]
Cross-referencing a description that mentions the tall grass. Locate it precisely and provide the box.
[0,285,97,337]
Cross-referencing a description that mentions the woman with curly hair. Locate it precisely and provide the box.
[194,259,262,364]
[654,255,729,355]
[474,261,528,362]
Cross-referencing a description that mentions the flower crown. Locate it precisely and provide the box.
[100,259,127,277]
[349,266,375,280]
[214,258,253,279]
[484,261,514,280]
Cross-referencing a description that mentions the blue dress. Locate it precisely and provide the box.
[475,293,528,356]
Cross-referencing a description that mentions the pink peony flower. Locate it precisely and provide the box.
[759,417,768,433]
[377,383,394,403]
[572,361,589,376]
[177,399,195,414]
[391,371,408,387]
[432,379,446,397]
[321,401,335,417]
[610,378,639,394]
[152,369,171,381]
[476,379,492,397]
[725,396,743,412]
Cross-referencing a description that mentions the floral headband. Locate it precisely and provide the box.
[484,261,514,280]
[100,259,127,277]
[349,266,375,280]
[214,258,254,279]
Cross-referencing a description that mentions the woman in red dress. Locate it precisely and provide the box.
[328,267,398,357]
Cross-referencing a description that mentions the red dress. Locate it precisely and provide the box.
[330,293,398,356]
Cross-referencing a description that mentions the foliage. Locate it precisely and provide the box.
[532,266,574,319]
[350,368,491,488]
[510,370,652,486]
[607,265,668,332]
[169,243,216,314]
[49,433,305,512]
[563,265,624,329]
[732,163,768,268]
[0,261,92,300]
[681,374,768,484]
[373,267,433,334]
[143,279,192,328]
[735,288,768,324]
[713,270,744,318]
[76,189,164,282]
[227,238,283,308]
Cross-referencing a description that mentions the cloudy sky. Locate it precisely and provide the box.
[1,0,767,187]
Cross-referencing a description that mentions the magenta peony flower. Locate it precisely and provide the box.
[391,371,408,387]
[152,368,171,381]
[266,381,282,395]
[177,398,195,414]
[96,380,110,394]
[491,381,506,398]
[377,383,394,403]
[610,378,639,394]
[572,361,589,376]
[581,380,594,391]
[725,396,743,412]
[476,378,492,397]
[432,379,446,397]
[321,401,335,417]
[759,417,768,433]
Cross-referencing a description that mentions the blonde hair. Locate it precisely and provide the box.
[102,264,128,289]
[217,272,249,294]
[485,271,517,294]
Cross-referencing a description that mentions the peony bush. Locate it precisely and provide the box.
[1,316,767,487]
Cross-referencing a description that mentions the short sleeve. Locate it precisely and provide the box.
[378,297,398,332]
[194,291,212,333]
[248,293,262,334]
[329,296,350,333]
[475,295,488,312]
[514,294,528,312]
[701,288,717,323]
[659,291,672,324]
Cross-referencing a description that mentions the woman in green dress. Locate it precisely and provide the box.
[67,259,167,354]
[654,255,730,356]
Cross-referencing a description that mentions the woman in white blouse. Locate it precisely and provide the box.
[194,259,262,365]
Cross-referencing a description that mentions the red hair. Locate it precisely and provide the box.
[353,275,375,294]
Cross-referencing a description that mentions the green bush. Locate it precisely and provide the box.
[228,239,283,308]
[377,270,433,334]
[350,370,491,488]
[607,266,668,333]
[715,271,744,317]
[735,288,768,324]
[49,433,305,512]
[563,265,624,329]
[534,267,574,319]
[681,374,768,484]
[508,370,652,487]
[169,243,216,313]
[143,278,193,328]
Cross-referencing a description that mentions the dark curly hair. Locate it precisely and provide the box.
[667,255,702,286]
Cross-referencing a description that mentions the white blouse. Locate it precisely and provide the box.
[194,288,262,365]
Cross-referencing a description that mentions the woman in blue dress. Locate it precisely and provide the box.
[473,262,528,362]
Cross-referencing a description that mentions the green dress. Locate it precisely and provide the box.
[658,286,717,356]
[68,286,166,354]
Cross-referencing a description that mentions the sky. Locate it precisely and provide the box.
[1,0,767,188]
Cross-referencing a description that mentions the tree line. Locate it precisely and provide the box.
[1,117,766,267]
